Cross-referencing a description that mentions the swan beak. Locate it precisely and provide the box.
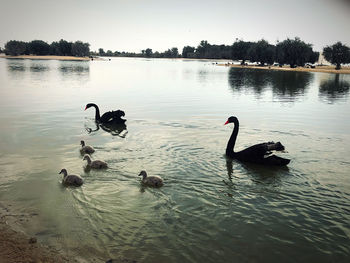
[224,120,229,125]
[84,106,87,110]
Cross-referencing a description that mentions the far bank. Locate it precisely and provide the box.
[218,63,350,74]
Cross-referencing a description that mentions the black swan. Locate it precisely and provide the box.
[85,103,126,124]
[225,116,290,166]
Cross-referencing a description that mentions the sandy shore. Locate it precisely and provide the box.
[0,220,72,263]
[218,63,350,74]
[0,54,90,61]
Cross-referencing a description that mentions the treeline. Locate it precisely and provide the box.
[96,37,349,69]
[2,37,349,69]
[91,47,181,59]
[3,39,90,57]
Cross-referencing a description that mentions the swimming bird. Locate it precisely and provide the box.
[59,169,84,186]
[225,116,290,165]
[85,103,126,124]
[80,140,95,155]
[83,154,108,169]
[138,170,164,187]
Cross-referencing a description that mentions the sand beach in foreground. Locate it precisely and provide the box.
[0,220,71,263]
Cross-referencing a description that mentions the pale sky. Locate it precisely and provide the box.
[0,0,349,53]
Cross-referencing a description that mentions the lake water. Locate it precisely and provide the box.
[0,58,349,262]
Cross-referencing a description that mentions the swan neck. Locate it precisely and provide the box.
[85,156,92,164]
[91,104,101,121]
[226,119,239,157]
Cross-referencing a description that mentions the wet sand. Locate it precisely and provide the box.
[0,220,71,263]
[218,63,350,74]
[0,55,89,61]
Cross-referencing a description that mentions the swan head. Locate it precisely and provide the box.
[59,169,68,177]
[80,140,85,146]
[83,154,91,161]
[138,170,147,178]
[85,103,94,110]
[224,116,238,125]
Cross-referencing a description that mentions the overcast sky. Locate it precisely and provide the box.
[0,0,349,52]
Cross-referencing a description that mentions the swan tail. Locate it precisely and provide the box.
[266,141,285,151]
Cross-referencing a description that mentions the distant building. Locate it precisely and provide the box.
[317,53,331,65]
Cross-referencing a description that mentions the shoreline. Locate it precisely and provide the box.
[1,54,348,74]
[0,202,71,263]
[0,54,90,61]
[0,220,71,263]
[218,63,350,74]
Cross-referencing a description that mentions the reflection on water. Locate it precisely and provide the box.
[319,74,350,103]
[85,120,128,138]
[228,68,313,101]
[59,61,90,74]
[29,63,50,72]
[7,60,26,72]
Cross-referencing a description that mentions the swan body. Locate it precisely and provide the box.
[83,154,108,169]
[138,171,163,187]
[59,169,83,186]
[85,103,126,124]
[225,116,290,166]
[80,140,95,155]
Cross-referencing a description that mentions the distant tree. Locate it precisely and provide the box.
[323,42,350,70]
[248,39,275,66]
[196,40,211,58]
[145,48,153,57]
[98,48,105,56]
[28,40,50,55]
[171,47,179,58]
[4,40,28,55]
[182,46,195,58]
[309,51,319,64]
[71,41,90,57]
[276,37,315,68]
[50,41,60,55]
[57,39,73,56]
[231,40,254,64]
[105,50,113,56]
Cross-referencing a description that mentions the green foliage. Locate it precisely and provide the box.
[231,40,253,64]
[144,48,153,57]
[57,39,73,56]
[323,42,350,70]
[71,41,90,57]
[4,40,28,55]
[105,50,114,56]
[182,46,195,58]
[276,37,315,68]
[98,48,105,56]
[248,39,275,66]
[28,40,50,55]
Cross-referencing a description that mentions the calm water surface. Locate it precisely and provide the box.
[0,58,350,262]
